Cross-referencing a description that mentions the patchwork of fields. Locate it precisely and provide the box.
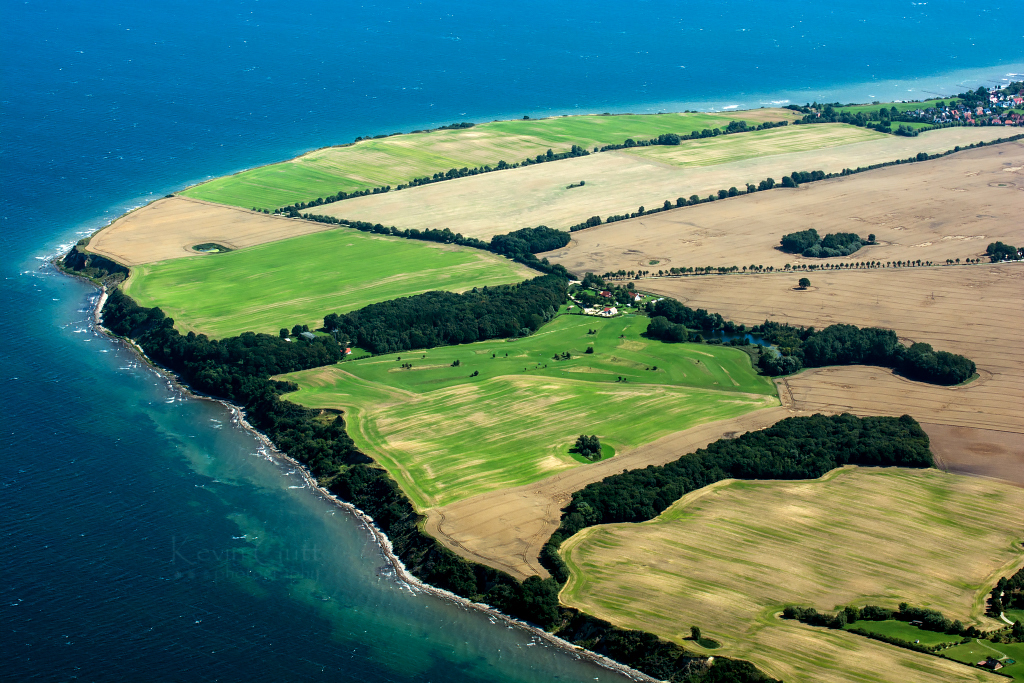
[279,314,777,508]
[179,110,796,209]
[89,97,1024,683]
[643,264,1024,436]
[122,227,533,339]
[546,141,1024,274]
[560,467,1024,683]
[312,125,1014,238]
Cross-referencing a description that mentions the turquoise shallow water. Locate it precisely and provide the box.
[1,0,1021,679]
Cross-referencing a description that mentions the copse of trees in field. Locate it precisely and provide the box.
[986,241,1022,262]
[323,274,568,355]
[753,321,976,385]
[542,414,933,582]
[780,228,873,257]
[100,286,780,683]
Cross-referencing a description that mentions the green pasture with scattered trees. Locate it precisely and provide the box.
[280,313,777,508]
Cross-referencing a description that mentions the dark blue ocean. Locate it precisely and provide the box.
[2,1,1021,680]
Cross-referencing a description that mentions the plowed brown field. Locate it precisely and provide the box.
[545,140,1024,274]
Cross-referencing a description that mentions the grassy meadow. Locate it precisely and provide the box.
[842,619,962,646]
[178,110,798,209]
[559,467,1024,683]
[279,314,777,508]
[944,640,1024,681]
[122,228,532,339]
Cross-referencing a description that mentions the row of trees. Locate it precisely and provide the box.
[541,414,933,581]
[569,134,1024,234]
[290,214,572,276]
[753,321,976,385]
[273,145,592,214]
[988,563,1024,617]
[596,119,789,152]
[323,274,568,354]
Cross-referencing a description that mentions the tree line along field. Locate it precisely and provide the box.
[312,125,1012,239]
[278,313,777,509]
[559,466,1024,683]
[545,141,1024,281]
[178,109,798,210]
[121,227,533,339]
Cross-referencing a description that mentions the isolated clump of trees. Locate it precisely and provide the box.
[986,241,1021,262]
[753,321,976,385]
[780,228,871,257]
[572,434,602,461]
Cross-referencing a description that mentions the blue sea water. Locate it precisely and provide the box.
[2,1,1021,680]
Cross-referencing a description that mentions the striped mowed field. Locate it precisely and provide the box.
[121,227,533,339]
[178,110,798,209]
[559,466,1024,683]
[280,314,778,509]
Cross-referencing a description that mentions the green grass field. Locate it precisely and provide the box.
[843,619,962,646]
[944,640,1024,681]
[834,98,961,116]
[624,123,883,168]
[121,228,532,339]
[178,110,797,209]
[558,467,1024,683]
[1006,609,1024,624]
[279,313,777,508]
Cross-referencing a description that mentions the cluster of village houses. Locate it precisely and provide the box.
[568,284,645,317]
[917,86,1024,126]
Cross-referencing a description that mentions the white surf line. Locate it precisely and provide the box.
[76,271,663,683]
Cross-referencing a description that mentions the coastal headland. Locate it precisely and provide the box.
[65,93,1024,683]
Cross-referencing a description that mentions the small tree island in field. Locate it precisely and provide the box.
[573,434,602,461]
[798,277,811,289]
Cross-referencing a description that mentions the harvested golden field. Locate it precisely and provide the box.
[310,126,1013,239]
[87,196,335,265]
[423,406,797,580]
[643,265,1024,436]
[179,109,800,209]
[547,140,1024,274]
[560,467,1024,683]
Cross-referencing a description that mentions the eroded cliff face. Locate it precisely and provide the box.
[61,240,128,284]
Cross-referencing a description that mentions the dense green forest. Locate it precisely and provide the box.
[779,228,869,257]
[99,287,778,683]
[542,414,933,582]
[753,321,976,385]
[323,274,567,354]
